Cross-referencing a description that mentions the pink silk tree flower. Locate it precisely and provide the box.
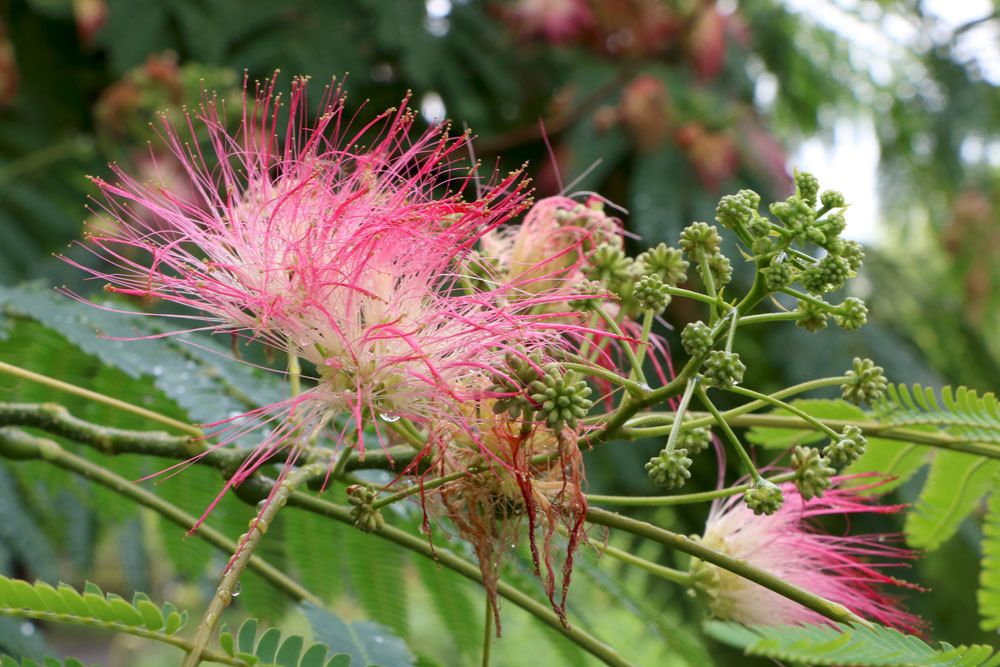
[505,0,594,44]
[692,477,924,633]
[65,76,605,507]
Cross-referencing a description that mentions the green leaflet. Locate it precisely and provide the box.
[0,576,187,640]
[905,451,1000,550]
[875,383,1000,445]
[979,493,1000,631]
[219,617,348,667]
[284,506,345,603]
[0,656,99,667]
[705,620,1000,667]
[344,519,409,639]
[303,603,415,667]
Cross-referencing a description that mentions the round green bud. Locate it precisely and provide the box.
[800,267,829,295]
[701,350,746,388]
[770,196,815,229]
[747,216,771,238]
[529,368,594,431]
[704,252,733,286]
[795,300,829,333]
[791,446,835,500]
[794,169,820,206]
[841,357,887,405]
[645,447,693,489]
[841,240,864,272]
[751,236,775,255]
[586,243,633,288]
[347,485,385,533]
[716,194,752,229]
[805,226,827,245]
[763,261,796,292]
[834,297,868,330]
[737,189,761,210]
[823,424,867,468]
[488,349,545,419]
[821,190,846,209]
[678,423,712,455]
[681,321,714,357]
[744,480,784,516]
[568,279,607,312]
[634,273,672,313]
[823,212,847,238]
[817,254,852,292]
[637,243,689,286]
[679,222,722,256]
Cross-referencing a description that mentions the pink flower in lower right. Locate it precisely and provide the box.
[691,476,925,633]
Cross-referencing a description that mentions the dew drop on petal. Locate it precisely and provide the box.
[379,412,400,423]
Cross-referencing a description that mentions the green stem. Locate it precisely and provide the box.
[595,541,693,585]
[0,427,320,607]
[780,287,833,311]
[632,310,655,375]
[182,464,319,667]
[481,593,494,666]
[723,308,738,353]
[663,377,699,454]
[562,362,646,397]
[596,308,646,384]
[737,312,800,326]
[664,284,724,306]
[585,507,867,627]
[695,384,762,482]
[697,248,719,323]
[0,361,202,437]
[586,473,796,506]
[723,385,841,439]
[288,352,302,398]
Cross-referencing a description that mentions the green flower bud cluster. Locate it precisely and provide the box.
[794,169,820,207]
[715,189,760,228]
[705,253,733,286]
[744,480,784,516]
[586,243,633,290]
[763,261,796,291]
[529,368,594,431]
[841,357,887,405]
[677,421,712,455]
[568,279,607,312]
[701,350,745,388]
[681,321,714,357]
[801,254,852,294]
[821,190,846,209]
[348,485,385,533]
[634,273,672,313]
[791,446,835,500]
[679,222,722,255]
[645,447,693,489]
[823,424,867,467]
[834,297,868,330]
[488,349,544,419]
[636,243,689,286]
[795,300,829,333]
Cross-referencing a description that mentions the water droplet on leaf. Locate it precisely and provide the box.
[379,412,400,422]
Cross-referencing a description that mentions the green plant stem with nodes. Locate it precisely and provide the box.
[781,287,834,311]
[723,385,841,440]
[738,312,801,326]
[562,361,647,397]
[632,310,656,374]
[182,463,323,667]
[0,360,202,437]
[695,384,763,482]
[586,472,797,507]
[0,427,321,607]
[663,284,723,306]
[585,507,868,627]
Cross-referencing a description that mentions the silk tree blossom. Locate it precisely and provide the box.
[66,76,607,496]
[691,477,924,633]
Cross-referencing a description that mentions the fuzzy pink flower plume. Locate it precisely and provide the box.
[66,76,601,489]
[693,477,924,633]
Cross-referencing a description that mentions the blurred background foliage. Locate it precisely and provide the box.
[0,0,998,665]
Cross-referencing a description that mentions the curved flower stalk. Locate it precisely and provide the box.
[65,76,610,505]
[691,476,924,633]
